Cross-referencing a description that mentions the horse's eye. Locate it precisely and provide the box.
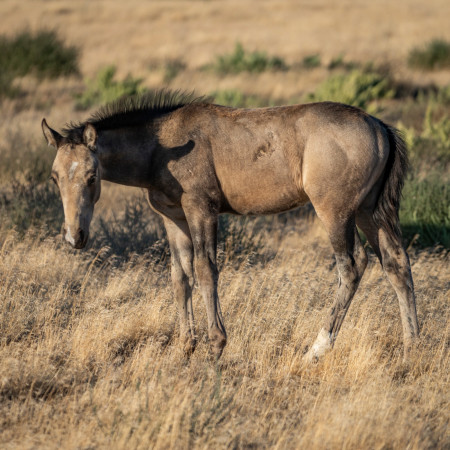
[50,176,57,185]
[87,175,96,186]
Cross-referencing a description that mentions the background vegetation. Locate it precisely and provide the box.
[0,29,79,99]
[208,42,288,74]
[407,39,450,71]
[0,2,449,448]
[74,66,146,110]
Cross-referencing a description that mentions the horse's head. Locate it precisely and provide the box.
[42,119,101,249]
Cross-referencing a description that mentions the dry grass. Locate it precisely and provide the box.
[0,219,449,449]
[1,1,449,448]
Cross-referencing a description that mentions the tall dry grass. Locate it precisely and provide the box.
[1,217,448,448]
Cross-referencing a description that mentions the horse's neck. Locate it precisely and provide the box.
[97,128,155,188]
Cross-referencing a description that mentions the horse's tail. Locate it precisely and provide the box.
[372,123,409,239]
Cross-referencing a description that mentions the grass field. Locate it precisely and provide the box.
[0,1,449,448]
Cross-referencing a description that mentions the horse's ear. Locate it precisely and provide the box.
[42,118,62,149]
[83,123,97,151]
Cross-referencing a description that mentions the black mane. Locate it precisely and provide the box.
[62,89,208,142]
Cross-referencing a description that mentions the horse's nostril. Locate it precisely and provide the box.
[71,228,87,249]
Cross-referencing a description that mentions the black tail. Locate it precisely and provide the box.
[373,124,409,239]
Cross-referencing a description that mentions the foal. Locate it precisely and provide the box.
[42,91,419,361]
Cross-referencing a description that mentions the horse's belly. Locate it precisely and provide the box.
[224,190,307,215]
[218,168,308,215]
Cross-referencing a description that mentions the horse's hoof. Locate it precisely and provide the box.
[303,329,332,363]
[182,336,197,357]
[209,331,227,360]
[303,350,319,364]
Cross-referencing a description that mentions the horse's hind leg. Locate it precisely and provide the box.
[357,210,419,358]
[305,216,368,361]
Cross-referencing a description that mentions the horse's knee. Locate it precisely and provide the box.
[336,253,360,287]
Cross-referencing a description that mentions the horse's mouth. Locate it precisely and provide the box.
[63,227,89,249]
[73,238,88,249]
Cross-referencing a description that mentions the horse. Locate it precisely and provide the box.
[42,90,419,361]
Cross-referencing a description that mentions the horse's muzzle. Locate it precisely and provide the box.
[74,229,88,249]
[63,226,89,249]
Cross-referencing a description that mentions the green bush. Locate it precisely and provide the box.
[75,66,147,110]
[0,29,79,81]
[435,84,450,104]
[398,100,450,172]
[408,39,450,71]
[210,43,288,75]
[327,54,358,71]
[302,54,321,69]
[396,99,449,248]
[211,90,271,108]
[306,70,395,110]
[422,105,450,151]
[400,176,449,248]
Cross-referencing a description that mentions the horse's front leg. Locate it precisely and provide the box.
[183,201,227,359]
[163,217,197,355]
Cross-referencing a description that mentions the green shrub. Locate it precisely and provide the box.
[327,54,358,71]
[408,39,450,71]
[211,90,271,108]
[435,84,450,104]
[210,43,288,75]
[302,54,321,69]
[75,66,147,110]
[400,176,449,248]
[306,70,395,110]
[396,100,449,248]
[422,104,450,151]
[398,100,450,172]
[0,29,79,80]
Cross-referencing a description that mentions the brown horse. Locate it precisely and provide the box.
[42,91,419,361]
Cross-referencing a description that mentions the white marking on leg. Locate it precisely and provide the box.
[305,328,332,362]
[65,227,75,246]
[69,161,79,180]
